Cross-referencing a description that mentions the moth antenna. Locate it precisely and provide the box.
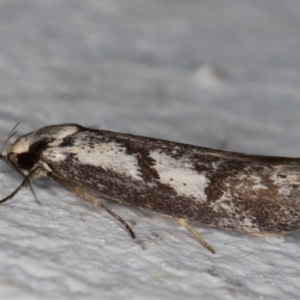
[2,123,19,159]
[47,171,136,239]
[0,167,40,204]
[176,218,215,254]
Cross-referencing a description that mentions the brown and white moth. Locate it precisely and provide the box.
[2,124,300,254]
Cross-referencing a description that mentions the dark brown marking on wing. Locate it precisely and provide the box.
[59,136,75,147]
[123,141,159,182]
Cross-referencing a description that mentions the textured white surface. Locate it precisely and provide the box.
[0,0,300,299]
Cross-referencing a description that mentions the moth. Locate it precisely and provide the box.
[2,124,300,254]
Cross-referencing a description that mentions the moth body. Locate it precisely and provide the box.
[3,124,300,250]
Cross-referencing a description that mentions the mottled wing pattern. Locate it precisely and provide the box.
[39,126,300,234]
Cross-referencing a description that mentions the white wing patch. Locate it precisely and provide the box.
[42,150,68,163]
[53,141,143,181]
[150,150,209,200]
[249,175,268,191]
[270,172,292,196]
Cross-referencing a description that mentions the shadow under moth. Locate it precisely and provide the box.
[2,123,300,254]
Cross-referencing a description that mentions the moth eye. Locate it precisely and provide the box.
[16,152,36,170]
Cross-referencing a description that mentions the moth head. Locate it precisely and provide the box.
[6,135,49,174]
[2,123,81,174]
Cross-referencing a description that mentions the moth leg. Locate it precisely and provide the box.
[0,167,43,204]
[98,202,135,239]
[47,172,135,239]
[176,218,215,254]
